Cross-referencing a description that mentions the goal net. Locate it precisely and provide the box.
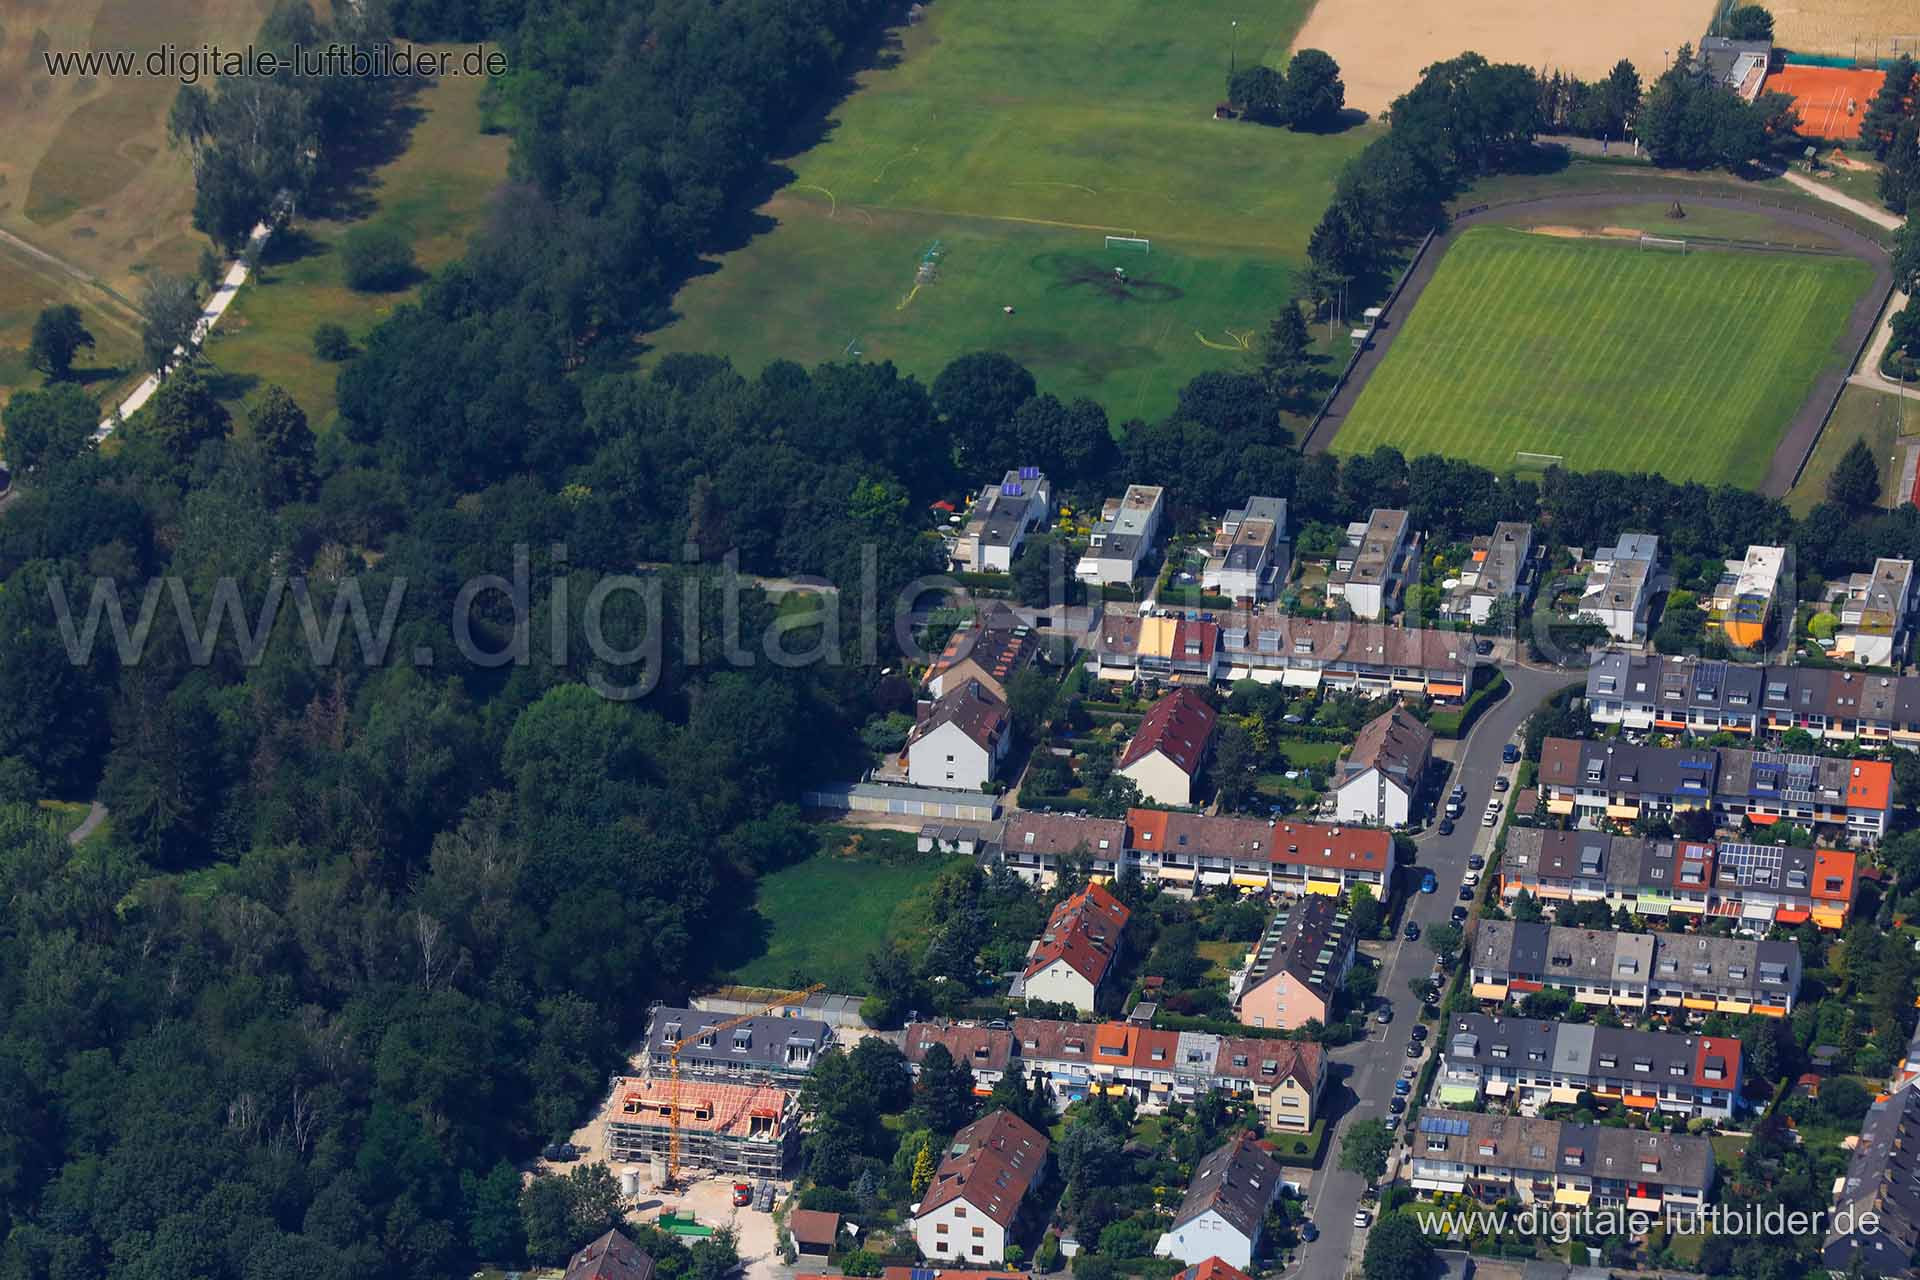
[1514,451,1566,471]
[1639,235,1686,253]
[1105,236,1150,254]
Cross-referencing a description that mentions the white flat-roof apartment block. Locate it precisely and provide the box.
[952,468,1052,573]
[1831,558,1917,668]
[1326,509,1417,620]
[1708,544,1791,650]
[1076,485,1166,586]
[1580,533,1660,642]
[1441,522,1534,625]
[1203,497,1290,602]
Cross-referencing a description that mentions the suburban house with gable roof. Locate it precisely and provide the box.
[1823,1086,1920,1275]
[1334,705,1432,828]
[908,680,1012,792]
[563,1230,655,1280]
[1118,688,1218,806]
[911,1110,1050,1265]
[1154,1133,1285,1268]
[1468,919,1801,1017]
[1017,882,1131,1013]
[1230,895,1355,1030]
[928,609,1040,702]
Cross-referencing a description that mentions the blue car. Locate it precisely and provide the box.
[1395,1078,1412,1095]
[1420,871,1437,894]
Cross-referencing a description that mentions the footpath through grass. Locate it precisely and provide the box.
[648,0,1375,421]
[201,53,508,431]
[1333,227,1873,487]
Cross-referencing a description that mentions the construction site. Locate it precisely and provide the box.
[602,1076,799,1180]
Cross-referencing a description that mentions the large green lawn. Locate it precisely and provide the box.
[718,846,971,992]
[646,0,1374,420]
[1332,228,1875,487]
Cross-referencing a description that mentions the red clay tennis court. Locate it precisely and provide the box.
[1762,65,1887,140]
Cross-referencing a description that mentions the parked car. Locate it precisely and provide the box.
[1475,638,1495,656]
[1376,1004,1393,1024]
[1503,743,1521,764]
[1354,1210,1372,1228]
[1463,871,1481,887]
[1404,921,1421,941]
[1406,1041,1423,1058]
[1411,1024,1428,1042]
[1424,1001,1442,1018]
[1438,817,1455,835]
[733,1183,753,1207]
[1451,906,1470,924]
[1403,1063,1420,1079]
[1301,1221,1319,1242]
[1450,783,1467,800]
[1458,884,1474,901]
[1481,811,1497,827]
[1494,776,1510,792]
[543,1143,579,1162]
[1389,1096,1407,1114]
[1468,854,1485,870]
[1395,1077,1412,1096]
[1385,1111,1402,1131]
[1421,872,1437,893]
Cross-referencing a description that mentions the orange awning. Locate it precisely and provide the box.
[1429,683,1465,697]
[1747,813,1779,826]
[1776,909,1810,925]
[1624,1093,1658,1109]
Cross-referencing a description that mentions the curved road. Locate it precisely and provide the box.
[1294,659,1577,1280]
[1302,192,1894,497]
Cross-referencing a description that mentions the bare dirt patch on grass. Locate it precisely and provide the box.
[1527,224,1645,239]
[1292,0,1720,115]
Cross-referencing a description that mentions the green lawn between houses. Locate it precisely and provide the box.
[645,0,1376,423]
[1332,226,1874,488]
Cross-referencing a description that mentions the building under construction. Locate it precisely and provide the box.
[603,1076,798,1178]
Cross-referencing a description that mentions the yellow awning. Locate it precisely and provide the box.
[1536,885,1571,900]
[1472,983,1510,1000]
[1305,880,1340,896]
[1753,1004,1788,1018]
[1628,1195,1662,1213]
[1547,798,1576,815]
[1157,867,1195,880]
[1605,804,1640,820]
[1813,909,1847,930]
[1549,1086,1583,1104]
[1653,995,1683,1007]
[1669,901,1706,914]
[1554,1188,1592,1206]
[1231,875,1268,889]
[1718,1000,1752,1015]
[1682,998,1716,1011]
[1611,996,1643,1009]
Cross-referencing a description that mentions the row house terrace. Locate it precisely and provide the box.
[1434,1013,1743,1121]
[1586,651,1920,748]
[1410,1110,1713,1212]
[1215,615,1475,703]
[1537,736,1893,844]
[1469,920,1800,1017]
[1500,828,1858,930]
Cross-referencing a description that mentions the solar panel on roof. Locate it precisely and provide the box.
[1420,1115,1470,1136]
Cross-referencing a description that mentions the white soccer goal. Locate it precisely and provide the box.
[1105,235,1150,254]
[1639,234,1687,254]
[1514,451,1566,471]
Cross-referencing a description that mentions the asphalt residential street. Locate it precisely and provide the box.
[1293,661,1575,1280]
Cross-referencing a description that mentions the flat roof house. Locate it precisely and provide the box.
[1154,1134,1285,1269]
[1117,688,1218,807]
[952,468,1052,574]
[1334,704,1433,828]
[1017,882,1131,1014]
[1579,534,1659,642]
[912,1110,1050,1266]
[1202,497,1290,603]
[907,680,1012,792]
[1831,557,1917,668]
[1441,522,1534,626]
[1076,484,1166,586]
[1326,509,1417,620]
[1230,895,1355,1031]
[1708,545,1791,650]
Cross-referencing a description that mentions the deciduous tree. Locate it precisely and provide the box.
[28,305,94,380]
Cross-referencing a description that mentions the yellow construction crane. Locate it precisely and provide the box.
[666,984,824,1184]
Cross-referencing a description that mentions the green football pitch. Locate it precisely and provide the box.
[645,0,1375,421]
[1331,227,1875,488]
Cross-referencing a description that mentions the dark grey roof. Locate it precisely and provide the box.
[1242,895,1353,1002]
[564,1230,656,1280]
[1171,1134,1282,1237]
[1827,1088,1920,1272]
[644,1007,831,1072]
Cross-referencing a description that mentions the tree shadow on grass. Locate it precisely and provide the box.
[696,892,774,984]
[306,85,432,223]
[200,364,260,404]
[66,363,129,389]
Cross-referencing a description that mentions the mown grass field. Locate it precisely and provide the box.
[1333,228,1874,487]
[647,0,1375,421]
[199,55,509,431]
[719,843,971,992]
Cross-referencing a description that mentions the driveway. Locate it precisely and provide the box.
[1290,661,1572,1280]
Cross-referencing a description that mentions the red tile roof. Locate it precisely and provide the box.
[1024,882,1131,985]
[915,1110,1049,1227]
[1174,1259,1255,1280]
[1691,1036,1742,1091]
[1119,687,1218,775]
[1847,760,1892,810]
[1126,810,1391,872]
[1813,848,1858,905]
[786,1210,841,1248]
